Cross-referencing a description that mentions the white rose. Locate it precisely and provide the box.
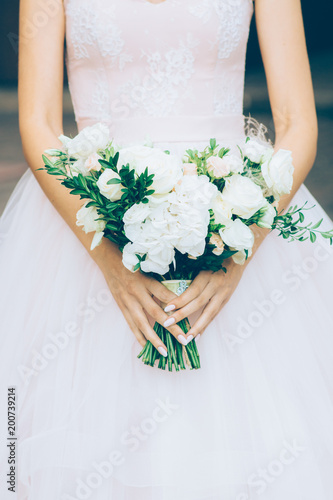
[84,152,102,172]
[231,249,251,265]
[206,156,230,178]
[118,145,183,194]
[122,243,142,273]
[261,149,294,199]
[211,192,233,227]
[71,158,90,176]
[220,218,254,252]
[59,123,110,159]
[243,138,273,164]
[226,153,245,174]
[76,203,106,250]
[221,174,266,219]
[96,169,123,201]
[123,203,151,226]
[257,202,277,229]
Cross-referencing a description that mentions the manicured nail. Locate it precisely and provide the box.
[164,317,175,328]
[164,304,176,313]
[196,334,201,342]
[177,335,187,346]
[157,346,168,357]
[186,334,194,344]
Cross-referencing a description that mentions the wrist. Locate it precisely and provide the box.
[90,237,122,275]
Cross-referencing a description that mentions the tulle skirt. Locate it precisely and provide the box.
[1,158,333,499]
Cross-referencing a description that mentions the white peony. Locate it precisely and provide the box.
[118,145,183,194]
[261,149,294,199]
[76,203,106,250]
[140,244,175,276]
[123,203,151,226]
[242,138,273,164]
[59,123,110,159]
[171,174,218,210]
[257,202,277,229]
[174,207,210,257]
[211,192,233,227]
[221,174,266,219]
[96,169,123,201]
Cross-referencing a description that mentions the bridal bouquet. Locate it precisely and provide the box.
[42,123,333,371]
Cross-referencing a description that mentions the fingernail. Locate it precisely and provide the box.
[157,346,168,357]
[186,334,194,344]
[164,317,175,328]
[177,334,187,346]
[164,304,176,312]
[196,334,201,342]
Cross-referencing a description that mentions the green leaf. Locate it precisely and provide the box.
[106,178,121,185]
[311,218,323,230]
[42,154,56,169]
[210,138,216,150]
[98,159,115,170]
[310,232,317,243]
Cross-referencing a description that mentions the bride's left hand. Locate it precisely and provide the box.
[163,258,246,342]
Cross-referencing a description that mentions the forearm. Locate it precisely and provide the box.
[20,118,119,271]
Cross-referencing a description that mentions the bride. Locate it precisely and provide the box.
[1,0,333,498]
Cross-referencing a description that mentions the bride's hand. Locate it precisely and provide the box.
[163,258,245,341]
[96,240,189,356]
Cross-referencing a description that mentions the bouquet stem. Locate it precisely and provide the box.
[137,280,201,371]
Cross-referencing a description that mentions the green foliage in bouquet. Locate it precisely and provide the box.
[41,130,333,373]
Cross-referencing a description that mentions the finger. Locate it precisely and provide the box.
[121,306,146,347]
[163,276,208,312]
[132,306,168,357]
[164,287,213,326]
[145,278,177,304]
[187,295,224,337]
[144,295,191,346]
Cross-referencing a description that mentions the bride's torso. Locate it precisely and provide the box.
[64,0,253,145]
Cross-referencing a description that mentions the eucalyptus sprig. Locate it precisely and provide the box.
[272,203,333,244]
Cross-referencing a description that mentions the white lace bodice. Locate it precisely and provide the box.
[64,0,253,144]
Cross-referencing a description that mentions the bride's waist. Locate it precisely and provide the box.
[77,114,246,146]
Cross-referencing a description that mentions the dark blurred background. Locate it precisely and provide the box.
[0,0,332,215]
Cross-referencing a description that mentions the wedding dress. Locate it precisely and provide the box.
[1,0,333,498]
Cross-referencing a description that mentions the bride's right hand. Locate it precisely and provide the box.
[94,240,189,356]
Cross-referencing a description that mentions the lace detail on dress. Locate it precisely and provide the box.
[118,34,199,117]
[65,2,132,69]
[214,0,245,60]
[188,0,212,24]
[214,78,242,115]
[64,0,254,130]
[189,0,250,60]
